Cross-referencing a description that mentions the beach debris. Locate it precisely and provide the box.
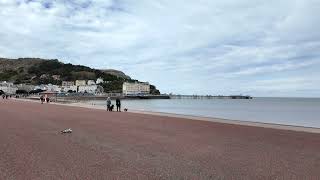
[61,128,72,134]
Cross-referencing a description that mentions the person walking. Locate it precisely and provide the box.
[116,97,121,112]
[40,95,44,104]
[106,97,111,111]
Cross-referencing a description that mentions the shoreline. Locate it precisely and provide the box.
[14,98,320,134]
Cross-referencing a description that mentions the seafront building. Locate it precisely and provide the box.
[87,80,96,85]
[61,81,77,93]
[61,85,77,93]
[75,80,86,86]
[16,84,35,92]
[96,78,104,84]
[62,79,104,94]
[33,84,61,92]
[122,82,150,95]
[34,84,46,90]
[78,85,103,94]
[34,84,49,91]
[45,84,61,92]
[0,81,18,94]
[62,81,74,86]
[0,77,105,95]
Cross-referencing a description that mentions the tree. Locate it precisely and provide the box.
[101,80,123,93]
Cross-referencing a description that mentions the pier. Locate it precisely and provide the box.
[169,95,252,99]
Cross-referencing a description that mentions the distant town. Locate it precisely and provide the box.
[0,78,152,97]
[0,58,251,100]
[0,58,163,99]
[0,79,252,101]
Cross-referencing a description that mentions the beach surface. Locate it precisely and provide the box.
[0,99,319,179]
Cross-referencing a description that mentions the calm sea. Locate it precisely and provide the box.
[87,97,320,128]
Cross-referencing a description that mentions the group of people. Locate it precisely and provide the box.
[106,97,121,112]
[40,95,50,104]
[1,94,10,99]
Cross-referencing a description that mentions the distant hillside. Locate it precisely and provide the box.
[0,58,44,72]
[100,69,131,79]
[0,58,160,94]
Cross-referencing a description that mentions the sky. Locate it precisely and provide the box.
[0,0,320,97]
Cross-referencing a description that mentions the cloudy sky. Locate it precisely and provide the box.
[0,0,319,97]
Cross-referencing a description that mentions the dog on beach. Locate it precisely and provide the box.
[109,104,114,111]
[61,128,72,134]
[124,108,128,112]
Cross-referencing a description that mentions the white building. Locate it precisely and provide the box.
[0,86,18,94]
[62,81,74,86]
[61,85,77,93]
[87,80,96,85]
[0,81,18,94]
[34,84,47,90]
[16,84,35,92]
[77,85,104,94]
[45,84,61,92]
[34,84,61,92]
[123,82,150,95]
[96,77,104,84]
[75,80,86,86]
[78,85,97,94]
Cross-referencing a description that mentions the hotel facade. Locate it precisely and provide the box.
[122,82,150,95]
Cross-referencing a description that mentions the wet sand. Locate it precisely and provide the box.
[0,99,319,179]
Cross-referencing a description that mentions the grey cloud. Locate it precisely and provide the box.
[0,0,319,96]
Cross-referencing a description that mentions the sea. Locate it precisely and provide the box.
[86,97,320,128]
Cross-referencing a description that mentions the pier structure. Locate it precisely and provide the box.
[169,95,252,99]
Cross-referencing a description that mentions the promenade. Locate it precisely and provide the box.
[0,99,319,179]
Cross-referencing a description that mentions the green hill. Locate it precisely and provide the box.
[0,58,160,94]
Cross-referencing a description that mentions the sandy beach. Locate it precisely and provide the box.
[0,99,320,179]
